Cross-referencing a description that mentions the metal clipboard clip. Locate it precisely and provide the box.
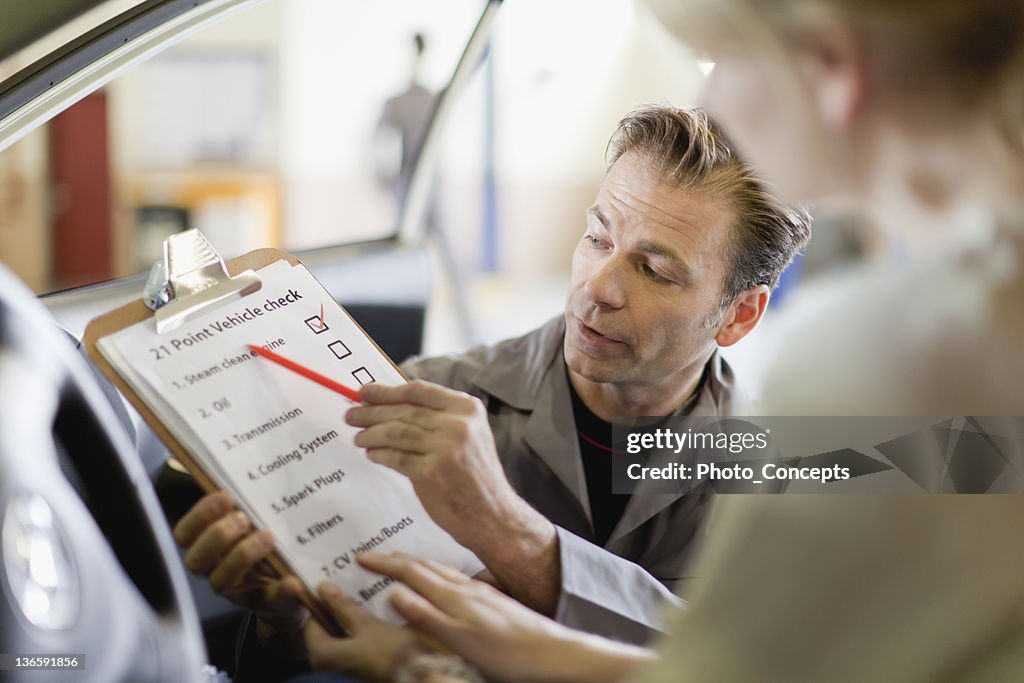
[142,229,262,334]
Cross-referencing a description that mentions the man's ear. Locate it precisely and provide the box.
[715,284,770,347]
[792,16,866,133]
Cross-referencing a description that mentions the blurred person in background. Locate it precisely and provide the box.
[298,0,1024,681]
[372,32,438,209]
[371,31,473,342]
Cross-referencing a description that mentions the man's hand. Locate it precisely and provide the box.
[359,553,655,683]
[346,380,561,614]
[304,581,432,682]
[173,492,309,652]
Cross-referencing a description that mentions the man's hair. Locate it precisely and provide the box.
[606,105,811,326]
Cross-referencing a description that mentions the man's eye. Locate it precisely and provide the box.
[642,264,671,284]
[584,234,606,248]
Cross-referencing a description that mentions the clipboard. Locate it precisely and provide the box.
[82,230,404,632]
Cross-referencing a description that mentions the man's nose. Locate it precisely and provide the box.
[584,256,627,310]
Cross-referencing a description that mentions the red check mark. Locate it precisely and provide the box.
[305,307,328,334]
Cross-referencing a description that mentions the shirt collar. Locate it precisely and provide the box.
[470,315,744,416]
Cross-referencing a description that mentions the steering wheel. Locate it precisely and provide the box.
[0,263,206,682]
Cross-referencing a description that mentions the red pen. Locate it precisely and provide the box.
[248,344,362,403]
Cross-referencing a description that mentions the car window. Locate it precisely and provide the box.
[0,0,481,294]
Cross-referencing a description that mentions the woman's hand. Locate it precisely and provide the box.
[304,581,433,682]
[358,552,654,683]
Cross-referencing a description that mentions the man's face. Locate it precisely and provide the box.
[563,151,737,387]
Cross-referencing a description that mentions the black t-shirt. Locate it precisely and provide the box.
[569,368,708,547]
[569,382,631,547]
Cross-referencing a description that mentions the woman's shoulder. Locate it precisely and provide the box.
[762,250,1024,416]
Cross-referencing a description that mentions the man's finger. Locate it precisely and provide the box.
[365,447,421,475]
[354,421,441,454]
[360,380,474,413]
[317,581,369,634]
[274,575,307,603]
[173,492,234,547]
[346,403,441,431]
[182,510,251,576]
[207,529,275,592]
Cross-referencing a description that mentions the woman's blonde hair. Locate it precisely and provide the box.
[659,0,1024,148]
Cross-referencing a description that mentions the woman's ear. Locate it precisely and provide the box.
[792,16,866,133]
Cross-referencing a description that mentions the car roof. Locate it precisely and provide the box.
[0,0,108,62]
[0,0,266,154]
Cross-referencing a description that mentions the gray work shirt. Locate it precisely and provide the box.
[402,316,744,644]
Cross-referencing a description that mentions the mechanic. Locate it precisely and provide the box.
[173,104,810,665]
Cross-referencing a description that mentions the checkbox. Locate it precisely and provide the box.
[305,315,329,334]
[328,340,351,359]
[352,367,374,386]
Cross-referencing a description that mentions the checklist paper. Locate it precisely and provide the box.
[97,259,482,622]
